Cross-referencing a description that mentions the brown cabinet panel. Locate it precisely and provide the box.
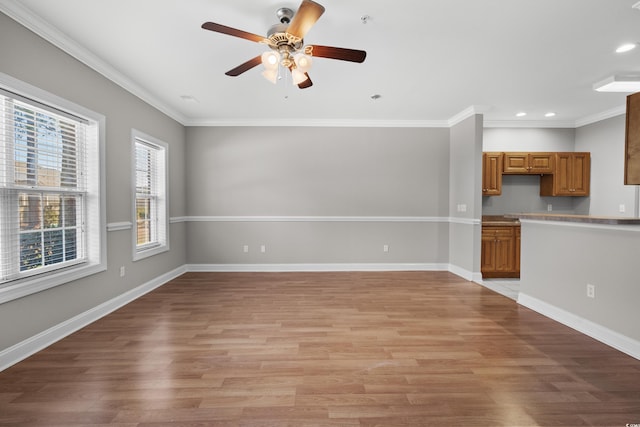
[481,225,519,278]
[625,92,640,185]
[503,153,529,173]
[528,153,554,173]
[515,227,521,275]
[503,152,553,174]
[540,152,590,196]
[482,152,503,195]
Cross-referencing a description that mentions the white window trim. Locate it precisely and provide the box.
[131,129,169,261]
[0,72,106,304]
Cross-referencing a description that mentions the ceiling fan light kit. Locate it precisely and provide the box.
[201,0,366,89]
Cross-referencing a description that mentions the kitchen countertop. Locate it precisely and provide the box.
[505,213,640,225]
[482,215,520,226]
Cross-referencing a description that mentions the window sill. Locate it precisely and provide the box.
[133,243,169,262]
[0,261,107,305]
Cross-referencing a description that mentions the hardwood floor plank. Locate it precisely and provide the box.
[1,271,639,426]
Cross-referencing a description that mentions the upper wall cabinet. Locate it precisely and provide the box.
[503,152,554,174]
[483,151,591,197]
[482,152,503,195]
[540,152,590,196]
[625,92,640,185]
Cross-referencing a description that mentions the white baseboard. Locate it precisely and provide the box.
[0,265,187,372]
[518,293,640,361]
[447,264,478,281]
[186,263,449,273]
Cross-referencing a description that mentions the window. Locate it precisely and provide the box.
[0,74,105,303]
[132,130,168,260]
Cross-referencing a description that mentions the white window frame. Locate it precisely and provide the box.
[0,73,106,304]
[132,129,169,261]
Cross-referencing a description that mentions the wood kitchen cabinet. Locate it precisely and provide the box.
[503,152,554,174]
[514,226,521,274]
[481,225,519,278]
[540,152,590,196]
[625,92,640,185]
[482,152,503,195]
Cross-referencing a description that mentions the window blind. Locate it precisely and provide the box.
[134,136,166,254]
[0,93,88,283]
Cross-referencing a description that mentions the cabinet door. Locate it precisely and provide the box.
[515,227,521,275]
[553,153,573,195]
[481,233,497,273]
[494,231,515,272]
[504,152,554,174]
[503,153,529,174]
[481,226,515,277]
[528,153,554,174]
[540,152,590,196]
[482,152,503,195]
[570,152,590,195]
[625,92,640,184]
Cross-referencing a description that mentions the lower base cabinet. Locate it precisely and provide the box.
[481,224,520,278]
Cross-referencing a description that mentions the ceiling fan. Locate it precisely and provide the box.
[201,0,367,89]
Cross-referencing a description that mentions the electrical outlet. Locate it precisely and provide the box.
[119,266,125,277]
[586,284,595,298]
[619,204,626,213]
[243,245,249,253]
[547,204,553,212]
[383,244,389,252]
[260,244,266,253]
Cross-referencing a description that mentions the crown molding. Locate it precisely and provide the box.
[483,120,578,129]
[182,118,451,128]
[574,104,626,128]
[447,105,492,127]
[0,0,188,125]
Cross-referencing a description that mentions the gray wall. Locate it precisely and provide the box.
[482,127,585,215]
[574,115,638,217]
[0,12,187,350]
[185,126,451,266]
[520,220,640,343]
[448,115,483,278]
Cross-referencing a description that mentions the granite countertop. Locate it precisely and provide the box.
[505,213,640,225]
[482,215,520,226]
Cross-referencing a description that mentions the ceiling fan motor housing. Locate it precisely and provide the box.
[266,21,304,62]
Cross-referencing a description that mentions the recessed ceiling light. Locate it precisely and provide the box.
[545,112,556,118]
[616,43,637,53]
[516,112,527,117]
[180,95,199,103]
[593,74,640,92]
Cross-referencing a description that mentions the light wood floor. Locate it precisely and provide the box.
[1,271,639,426]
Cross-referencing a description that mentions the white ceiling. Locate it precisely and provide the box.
[2,0,640,127]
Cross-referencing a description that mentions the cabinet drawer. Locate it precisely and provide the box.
[482,226,514,237]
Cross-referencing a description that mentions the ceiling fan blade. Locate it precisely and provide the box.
[308,45,367,63]
[298,73,313,89]
[201,22,266,43]
[225,55,263,76]
[286,0,326,39]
